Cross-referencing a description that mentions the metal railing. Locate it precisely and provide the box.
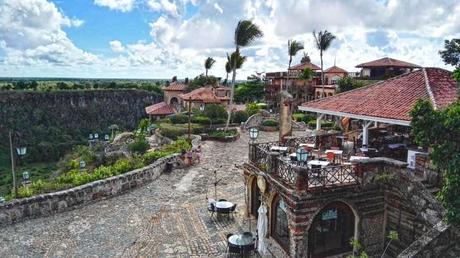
[308,165,357,189]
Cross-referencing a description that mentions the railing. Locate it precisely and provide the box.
[308,165,357,189]
[249,141,359,191]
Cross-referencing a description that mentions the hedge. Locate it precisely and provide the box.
[262,119,279,127]
[307,120,335,128]
[169,114,189,124]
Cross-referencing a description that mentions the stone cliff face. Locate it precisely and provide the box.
[0,90,161,162]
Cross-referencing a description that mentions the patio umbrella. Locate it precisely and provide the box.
[257,203,268,255]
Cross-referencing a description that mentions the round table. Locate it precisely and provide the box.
[228,232,255,255]
[215,201,233,209]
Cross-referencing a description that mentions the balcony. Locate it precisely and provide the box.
[248,136,360,191]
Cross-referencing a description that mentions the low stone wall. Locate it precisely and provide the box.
[0,154,181,226]
[259,125,278,132]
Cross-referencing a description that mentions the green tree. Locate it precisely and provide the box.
[337,76,354,93]
[188,75,219,91]
[313,30,336,98]
[410,99,460,225]
[298,68,314,83]
[203,104,227,123]
[225,61,231,86]
[287,40,304,93]
[439,39,460,67]
[225,20,263,131]
[204,57,216,77]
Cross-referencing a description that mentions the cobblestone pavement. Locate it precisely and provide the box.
[0,131,304,258]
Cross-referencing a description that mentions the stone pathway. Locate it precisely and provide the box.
[0,130,303,258]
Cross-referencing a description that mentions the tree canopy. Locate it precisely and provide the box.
[234,74,265,103]
[410,99,460,226]
[188,74,219,91]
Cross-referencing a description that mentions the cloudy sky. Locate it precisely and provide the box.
[0,0,459,79]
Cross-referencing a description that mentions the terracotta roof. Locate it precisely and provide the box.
[300,68,458,125]
[164,82,188,91]
[145,102,176,116]
[356,57,420,68]
[325,65,348,73]
[180,87,221,103]
[289,62,321,71]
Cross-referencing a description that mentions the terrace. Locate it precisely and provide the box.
[248,133,361,191]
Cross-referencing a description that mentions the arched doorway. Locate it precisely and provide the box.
[170,97,179,110]
[308,202,356,258]
[250,178,261,218]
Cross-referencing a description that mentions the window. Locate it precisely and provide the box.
[272,197,290,251]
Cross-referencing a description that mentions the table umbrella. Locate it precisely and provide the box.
[257,204,268,255]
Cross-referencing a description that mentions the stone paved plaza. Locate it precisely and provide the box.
[0,131,300,258]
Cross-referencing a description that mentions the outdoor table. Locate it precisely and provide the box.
[325,149,343,155]
[307,160,330,168]
[388,143,406,149]
[349,156,370,162]
[228,232,255,256]
[299,143,315,148]
[270,146,288,153]
[215,201,233,209]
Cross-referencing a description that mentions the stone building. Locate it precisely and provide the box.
[356,57,420,80]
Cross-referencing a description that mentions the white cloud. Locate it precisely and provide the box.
[109,40,125,52]
[94,0,135,12]
[0,0,99,67]
[147,0,179,17]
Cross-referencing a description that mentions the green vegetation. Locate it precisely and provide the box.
[170,113,189,124]
[292,112,315,123]
[307,119,334,128]
[128,137,150,154]
[234,74,266,103]
[245,103,261,116]
[8,138,191,200]
[337,76,367,93]
[410,99,460,226]
[188,75,219,91]
[203,104,228,124]
[191,115,211,125]
[348,231,398,258]
[157,123,204,140]
[208,129,238,138]
[439,38,460,83]
[261,119,279,127]
[231,110,249,124]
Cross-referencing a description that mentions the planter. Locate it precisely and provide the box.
[200,131,240,142]
[259,125,279,132]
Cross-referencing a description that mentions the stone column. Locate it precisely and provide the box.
[269,151,280,174]
[279,91,293,143]
[294,165,309,192]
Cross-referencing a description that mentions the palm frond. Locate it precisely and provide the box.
[204,57,216,69]
[225,61,232,74]
[226,51,246,70]
[288,40,304,57]
[235,20,263,47]
[313,30,336,51]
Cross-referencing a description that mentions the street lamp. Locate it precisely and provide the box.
[89,134,94,140]
[16,147,27,156]
[22,171,30,185]
[249,127,259,142]
[104,134,110,141]
[9,131,27,197]
[94,133,99,140]
[79,160,86,172]
[296,148,308,165]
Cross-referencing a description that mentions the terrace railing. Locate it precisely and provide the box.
[249,139,359,191]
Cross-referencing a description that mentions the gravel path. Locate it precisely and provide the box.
[0,130,301,258]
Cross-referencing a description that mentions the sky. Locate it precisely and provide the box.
[0,0,459,79]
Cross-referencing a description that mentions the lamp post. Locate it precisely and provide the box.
[22,171,30,186]
[249,127,259,161]
[104,134,110,141]
[79,160,86,173]
[296,148,308,166]
[9,131,27,197]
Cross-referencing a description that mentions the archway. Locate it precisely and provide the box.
[308,201,356,258]
[250,177,261,218]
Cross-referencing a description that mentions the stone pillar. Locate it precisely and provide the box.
[294,165,309,192]
[279,91,293,143]
[316,113,325,131]
[362,121,372,147]
[269,151,280,174]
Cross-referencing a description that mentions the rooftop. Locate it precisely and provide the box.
[145,101,176,116]
[300,68,458,125]
[356,57,420,68]
[164,82,188,91]
[325,65,348,73]
[180,87,221,103]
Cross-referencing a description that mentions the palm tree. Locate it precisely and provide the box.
[225,20,263,130]
[204,57,216,77]
[313,30,336,98]
[298,68,314,102]
[287,40,304,93]
[225,61,231,86]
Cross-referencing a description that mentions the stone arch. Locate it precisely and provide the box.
[303,200,360,258]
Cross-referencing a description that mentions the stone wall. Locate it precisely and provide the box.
[0,154,181,226]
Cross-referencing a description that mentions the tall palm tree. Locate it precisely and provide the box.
[225,61,231,86]
[313,30,336,98]
[204,57,216,77]
[225,20,263,130]
[287,39,304,93]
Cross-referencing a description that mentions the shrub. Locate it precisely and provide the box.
[231,110,249,124]
[208,129,238,138]
[292,113,304,122]
[203,104,227,122]
[170,114,189,124]
[307,120,334,128]
[17,186,34,198]
[262,119,278,127]
[192,115,211,125]
[246,103,260,116]
[128,138,150,154]
[143,150,171,164]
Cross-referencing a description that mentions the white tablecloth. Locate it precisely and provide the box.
[307,160,330,168]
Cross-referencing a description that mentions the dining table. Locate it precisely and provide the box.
[228,232,255,256]
[270,146,288,153]
[307,160,330,168]
[349,156,370,162]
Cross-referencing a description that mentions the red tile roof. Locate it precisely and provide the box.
[356,57,420,68]
[300,68,458,125]
[145,102,176,116]
[180,87,221,103]
[164,82,188,91]
[289,61,321,71]
[325,65,348,73]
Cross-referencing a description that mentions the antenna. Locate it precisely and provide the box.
[334,55,337,66]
